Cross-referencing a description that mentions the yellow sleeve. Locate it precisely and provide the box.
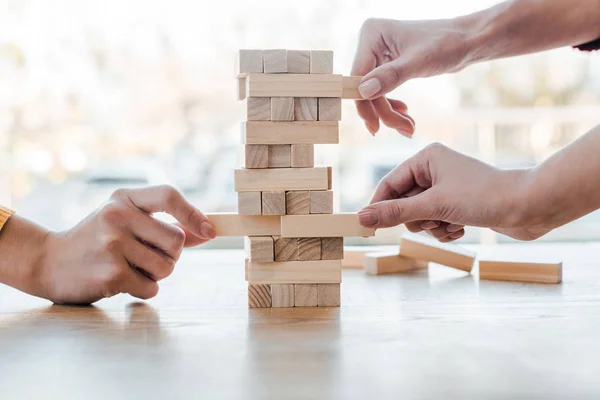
[0,206,14,232]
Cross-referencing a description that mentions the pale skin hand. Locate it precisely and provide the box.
[0,185,216,304]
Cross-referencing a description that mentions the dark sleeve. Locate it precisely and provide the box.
[574,38,600,51]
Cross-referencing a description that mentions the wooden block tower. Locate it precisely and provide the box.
[232,48,370,308]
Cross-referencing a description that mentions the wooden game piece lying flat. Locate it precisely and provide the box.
[310,50,334,74]
[246,98,271,121]
[271,97,294,121]
[294,284,318,307]
[285,191,310,215]
[245,73,343,98]
[318,98,342,121]
[262,191,286,216]
[294,97,318,121]
[247,260,342,284]
[248,283,271,308]
[273,236,299,261]
[341,76,363,99]
[267,144,291,168]
[245,236,274,262]
[310,190,333,214]
[321,237,343,260]
[244,145,268,169]
[399,233,476,273]
[280,214,375,238]
[479,260,562,284]
[287,50,310,74]
[263,49,287,73]
[242,121,339,145]
[342,249,368,269]
[206,213,281,236]
[237,49,263,75]
[271,284,294,307]
[298,237,321,261]
[234,167,331,192]
[364,252,428,275]
[291,144,314,168]
[317,283,340,307]
[238,192,262,215]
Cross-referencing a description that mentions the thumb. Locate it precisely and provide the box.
[358,59,411,100]
[358,196,434,229]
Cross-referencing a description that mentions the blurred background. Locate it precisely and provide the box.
[1,0,599,247]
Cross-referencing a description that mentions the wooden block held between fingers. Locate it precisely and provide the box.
[298,237,321,261]
[364,252,428,275]
[245,73,342,98]
[246,98,271,121]
[244,145,268,169]
[287,50,310,73]
[263,49,287,73]
[242,121,339,145]
[310,50,334,74]
[273,236,299,261]
[310,190,333,214]
[479,260,562,284]
[238,192,262,215]
[248,260,342,284]
[268,144,291,168]
[271,284,295,307]
[317,283,340,307]
[235,167,331,192]
[245,236,274,262]
[291,144,314,168]
[294,284,318,307]
[399,233,476,273]
[262,191,286,216]
[285,191,310,215]
[321,237,344,260]
[271,97,294,121]
[248,284,271,308]
[294,98,318,121]
[206,213,281,236]
[238,49,263,74]
[342,76,363,99]
[318,98,342,121]
[281,213,375,238]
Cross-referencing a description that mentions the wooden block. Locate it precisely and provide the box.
[238,192,261,215]
[273,236,299,261]
[248,260,342,284]
[317,283,340,307]
[271,284,294,307]
[321,237,343,260]
[206,213,281,236]
[280,213,376,238]
[234,167,331,192]
[245,258,249,281]
[262,191,286,216]
[310,190,333,214]
[237,49,263,74]
[271,97,294,121]
[285,191,310,215]
[245,73,342,98]
[342,76,363,99]
[310,50,334,74]
[479,260,562,284]
[248,284,271,308]
[294,284,317,307]
[364,252,428,275]
[294,98,318,121]
[291,144,314,168]
[263,49,287,73]
[242,121,339,145]
[318,98,342,121]
[342,249,367,269]
[244,145,268,169]
[246,98,271,121]
[287,50,310,73]
[399,233,476,273]
[245,236,274,262]
[237,77,246,101]
[298,237,321,261]
[268,144,291,168]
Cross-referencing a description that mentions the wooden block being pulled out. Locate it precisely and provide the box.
[248,260,342,284]
[341,76,363,99]
[234,167,331,192]
[364,252,428,275]
[248,284,271,308]
[479,260,562,284]
[399,233,476,273]
[280,214,375,238]
[206,213,281,236]
[245,73,342,98]
[242,121,339,145]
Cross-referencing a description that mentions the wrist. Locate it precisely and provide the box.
[494,168,538,230]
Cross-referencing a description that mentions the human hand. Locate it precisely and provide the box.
[357,143,546,242]
[39,185,215,304]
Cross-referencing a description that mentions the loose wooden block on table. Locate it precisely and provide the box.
[248,284,271,308]
[318,98,342,121]
[310,190,333,214]
[237,49,263,74]
[317,283,340,307]
[245,73,343,98]
[285,191,310,215]
[246,98,271,121]
[244,145,268,168]
[234,167,331,192]
[273,236,299,261]
[271,284,295,308]
[294,98,318,121]
[287,50,310,73]
[206,213,281,236]
[242,121,339,145]
[479,260,562,284]
[245,236,274,262]
[342,249,368,269]
[310,50,334,74]
[342,76,363,99]
[271,97,294,121]
[291,144,314,168]
[294,284,318,307]
[321,237,344,260]
[298,237,321,261]
[267,144,291,168]
[364,252,428,275]
[399,233,476,273]
[262,191,286,216]
[247,260,342,284]
[263,49,287,73]
[237,191,262,215]
[280,213,375,238]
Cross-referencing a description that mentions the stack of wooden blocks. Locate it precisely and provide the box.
[233,49,369,308]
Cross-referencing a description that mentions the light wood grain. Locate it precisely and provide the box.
[271,284,294,308]
[244,145,268,169]
[400,233,476,273]
[479,260,562,284]
[263,49,287,73]
[245,236,274,262]
[291,144,314,168]
[237,77,246,100]
[285,191,310,215]
[206,213,281,236]
[261,191,286,216]
[341,76,363,99]
[294,284,318,307]
[317,283,340,307]
[298,237,321,261]
[364,252,428,275]
[267,144,291,168]
[271,97,294,121]
[237,192,262,215]
[342,248,367,269]
[248,284,271,308]
[246,97,271,121]
[245,73,342,97]
[248,259,342,284]
[310,50,334,74]
[318,98,342,121]
[310,190,333,214]
[294,97,318,121]
[237,49,263,74]
[321,237,344,260]
[242,121,339,145]
[287,50,310,73]
[280,213,375,238]
[273,236,299,261]
[234,167,331,192]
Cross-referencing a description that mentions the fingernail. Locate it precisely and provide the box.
[421,221,439,230]
[365,122,376,136]
[358,78,382,99]
[446,224,463,233]
[449,231,464,239]
[200,222,216,239]
[358,208,379,227]
[397,129,413,137]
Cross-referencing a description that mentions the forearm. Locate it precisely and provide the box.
[0,215,49,296]
[457,0,600,65]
